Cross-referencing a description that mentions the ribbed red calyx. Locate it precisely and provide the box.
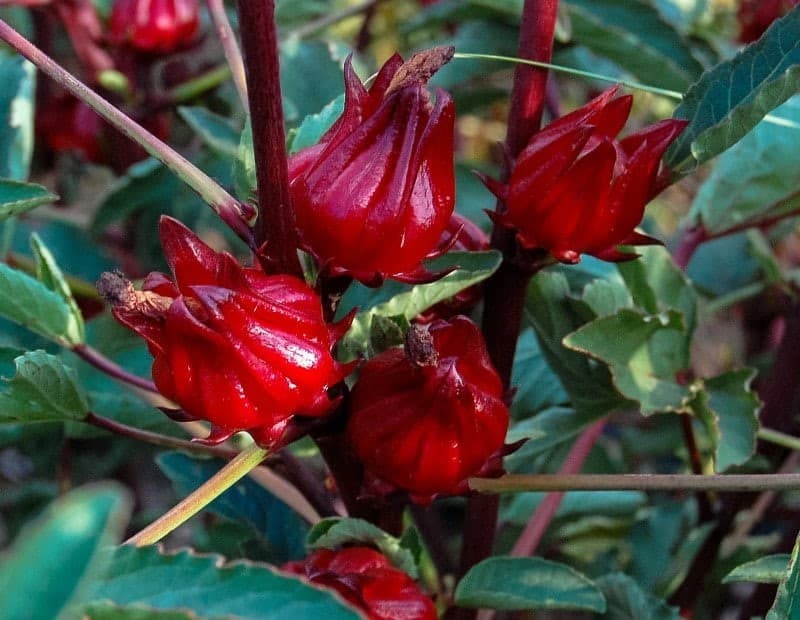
[288,47,456,286]
[483,85,688,264]
[737,0,798,42]
[108,216,354,448]
[347,317,509,500]
[417,213,490,323]
[109,0,200,53]
[283,547,436,620]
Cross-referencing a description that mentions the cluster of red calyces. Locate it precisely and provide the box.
[347,317,509,500]
[109,0,200,53]
[738,0,798,43]
[289,48,456,286]
[103,217,353,448]
[283,547,436,620]
[483,85,687,264]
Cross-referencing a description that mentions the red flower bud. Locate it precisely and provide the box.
[37,95,104,163]
[283,547,436,620]
[106,217,353,447]
[109,0,200,53]
[417,213,489,323]
[737,0,798,43]
[347,317,509,499]
[483,86,687,264]
[289,48,456,286]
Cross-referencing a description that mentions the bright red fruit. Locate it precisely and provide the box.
[483,86,687,264]
[108,216,353,448]
[109,0,200,53]
[417,213,490,323]
[289,48,456,286]
[283,547,436,620]
[347,317,509,499]
[737,0,798,43]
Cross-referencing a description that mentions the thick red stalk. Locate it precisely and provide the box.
[236,0,302,276]
[455,1,560,616]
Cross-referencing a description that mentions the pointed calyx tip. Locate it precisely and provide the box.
[386,45,455,95]
[405,323,438,367]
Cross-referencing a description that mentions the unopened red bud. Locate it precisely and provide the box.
[109,0,200,53]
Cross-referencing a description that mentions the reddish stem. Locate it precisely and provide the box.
[72,343,158,393]
[236,0,302,277]
[673,225,708,270]
[511,419,605,557]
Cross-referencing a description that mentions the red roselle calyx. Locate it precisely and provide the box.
[37,94,104,163]
[288,47,456,286]
[283,547,436,620]
[482,85,688,264]
[102,216,354,448]
[347,316,509,500]
[417,213,489,323]
[737,0,798,43]
[109,0,200,53]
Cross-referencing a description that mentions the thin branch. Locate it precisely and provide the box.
[680,414,714,521]
[288,0,378,40]
[72,344,158,393]
[206,0,248,109]
[470,473,800,493]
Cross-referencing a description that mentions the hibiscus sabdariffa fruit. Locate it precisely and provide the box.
[483,85,687,264]
[347,317,509,499]
[109,0,200,53]
[102,216,353,448]
[283,547,436,620]
[289,47,456,286]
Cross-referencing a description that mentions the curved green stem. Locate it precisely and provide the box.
[0,19,255,244]
[758,427,800,453]
[470,473,800,493]
[125,443,268,546]
[206,0,248,109]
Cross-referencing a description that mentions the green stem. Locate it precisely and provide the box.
[470,473,800,493]
[125,443,268,546]
[0,19,255,244]
[288,0,378,40]
[758,427,800,453]
[166,65,233,104]
[205,0,248,109]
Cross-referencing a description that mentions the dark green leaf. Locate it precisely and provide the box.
[665,8,800,173]
[0,350,88,424]
[157,452,308,563]
[767,531,800,619]
[506,406,602,466]
[307,517,418,578]
[0,179,56,219]
[0,485,131,620]
[686,96,800,235]
[724,554,791,584]
[0,262,76,344]
[289,95,344,154]
[279,40,346,123]
[338,250,502,360]
[84,602,195,620]
[505,491,647,526]
[178,107,240,158]
[0,55,35,180]
[455,557,606,612]
[83,545,361,619]
[30,233,85,344]
[510,329,568,419]
[565,0,705,91]
[595,573,680,620]
[564,309,689,414]
[690,369,760,472]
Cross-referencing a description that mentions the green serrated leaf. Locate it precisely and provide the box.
[724,554,791,584]
[338,250,501,360]
[454,557,606,612]
[0,484,131,620]
[687,96,800,235]
[565,0,705,91]
[289,94,344,154]
[690,368,761,472]
[665,8,800,173]
[767,531,800,619]
[178,107,240,158]
[30,234,85,344]
[0,55,35,181]
[581,278,634,317]
[564,308,689,414]
[595,573,680,620]
[83,545,361,620]
[307,517,418,579]
[0,262,74,344]
[0,350,88,424]
[0,178,56,219]
[157,452,308,564]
